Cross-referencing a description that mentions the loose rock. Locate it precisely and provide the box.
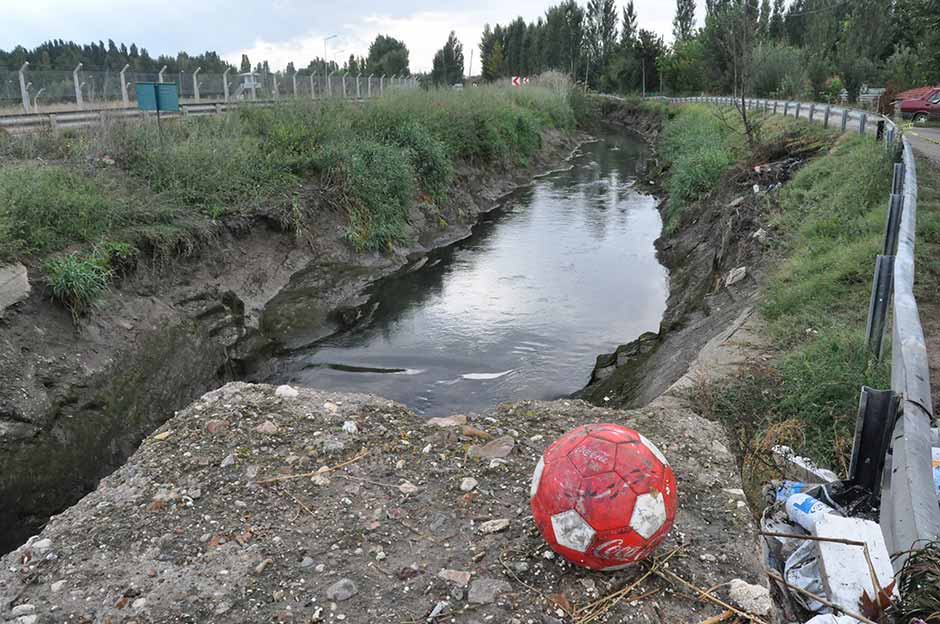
[275,385,299,398]
[479,518,510,534]
[438,569,472,587]
[10,604,36,617]
[725,266,747,287]
[460,477,478,492]
[467,436,515,459]
[728,579,772,616]
[468,578,512,604]
[427,414,467,428]
[255,420,279,435]
[325,578,358,602]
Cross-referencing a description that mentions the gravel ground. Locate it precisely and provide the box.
[0,377,766,624]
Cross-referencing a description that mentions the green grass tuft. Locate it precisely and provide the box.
[44,254,111,320]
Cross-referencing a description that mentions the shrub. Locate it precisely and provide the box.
[0,165,119,260]
[44,254,111,319]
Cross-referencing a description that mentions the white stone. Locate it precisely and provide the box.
[629,491,667,539]
[341,420,358,434]
[725,266,748,287]
[10,605,35,617]
[479,518,510,534]
[460,477,478,492]
[529,457,545,498]
[0,263,30,316]
[132,598,146,610]
[30,538,52,552]
[15,616,37,624]
[274,385,299,399]
[728,579,772,616]
[50,580,66,592]
[550,510,595,552]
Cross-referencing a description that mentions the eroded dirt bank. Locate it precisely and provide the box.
[0,129,578,554]
[0,379,764,623]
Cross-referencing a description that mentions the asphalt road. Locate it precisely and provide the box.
[906,126,940,165]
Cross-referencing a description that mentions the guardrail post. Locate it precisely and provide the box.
[824,105,831,128]
[120,64,130,106]
[18,61,29,114]
[841,109,849,131]
[795,101,801,118]
[883,193,904,256]
[866,254,895,357]
[849,387,900,493]
[48,113,56,130]
[809,103,816,122]
[859,113,868,135]
[73,63,84,108]
[783,101,789,116]
[193,67,202,102]
[887,127,895,150]
[380,74,385,96]
[158,65,167,83]
[773,100,778,114]
[223,67,231,101]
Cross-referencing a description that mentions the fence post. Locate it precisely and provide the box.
[327,71,333,97]
[841,109,849,132]
[292,73,297,98]
[272,73,278,99]
[859,113,867,135]
[193,67,201,102]
[773,100,778,115]
[368,74,373,98]
[250,71,258,100]
[783,101,789,116]
[824,105,831,128]
[223,67,231,101]
[120,64,130,106]
[809,103,816,122]
[356,73,361,98]
[158,65,167,83]
[380,74,385,96]
[310,73,316,99]
[795,101,801,118]
[342,73,348,98]
[883,193,904,256]
[73,62,84,108]
[865,254,895,357]
[18,61,29,114]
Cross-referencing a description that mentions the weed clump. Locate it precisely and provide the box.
[44,254,111,320]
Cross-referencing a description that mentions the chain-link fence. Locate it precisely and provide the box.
[1,65,420,115]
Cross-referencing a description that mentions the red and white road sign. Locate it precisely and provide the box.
[511,76,529,87]
[523,76,530,84]
[511,76,521,86]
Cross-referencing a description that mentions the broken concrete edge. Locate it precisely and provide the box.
[0,263,30,317]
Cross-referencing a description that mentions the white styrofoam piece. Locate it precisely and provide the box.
[814,515,894,612]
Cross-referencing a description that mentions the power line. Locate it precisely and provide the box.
[782,0,855,18]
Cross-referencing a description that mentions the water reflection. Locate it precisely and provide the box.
[269,133,668,415]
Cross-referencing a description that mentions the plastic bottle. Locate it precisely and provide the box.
[785,492,837,533]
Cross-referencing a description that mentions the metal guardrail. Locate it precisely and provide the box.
[668,96,940,566]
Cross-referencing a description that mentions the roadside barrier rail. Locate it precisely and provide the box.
[666,96,940,567]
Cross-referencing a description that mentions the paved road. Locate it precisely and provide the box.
[906,126,940,165]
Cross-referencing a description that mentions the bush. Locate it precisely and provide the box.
[0,165,120,260]
[44,254,111,319]
[660,105,740,228]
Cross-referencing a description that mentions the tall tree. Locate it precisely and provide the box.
[431,31,465,86]
[673,0,696,42]
[240,54,251,72]
[621,0,638,47]
[758,0,771,38]
[483,39,506,80]
[365,35,410,77]
[769,0,786,41]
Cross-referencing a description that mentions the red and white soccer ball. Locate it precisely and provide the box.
[530,423,678,570]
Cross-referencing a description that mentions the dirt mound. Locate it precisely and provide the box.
[0,382,763,623]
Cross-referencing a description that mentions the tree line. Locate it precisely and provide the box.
[476,0,940,102]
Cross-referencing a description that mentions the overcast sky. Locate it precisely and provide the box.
[2,0,707,73]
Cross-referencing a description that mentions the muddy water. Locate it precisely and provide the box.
[270,133,668,415]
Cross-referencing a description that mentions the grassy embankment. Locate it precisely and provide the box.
[0,85,578,317]
[658,104,901,484]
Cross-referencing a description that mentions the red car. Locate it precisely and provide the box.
[899,87,940,123]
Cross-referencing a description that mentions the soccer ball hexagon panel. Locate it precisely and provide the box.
[530,423,678,570]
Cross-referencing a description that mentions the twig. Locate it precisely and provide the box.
[575,547,682,624]
[498,552,543,596]
[764,568,876,624]
[275,485,317,518]
[654,568,769,624]
[255,449,368,485]
[700,609,736,624]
